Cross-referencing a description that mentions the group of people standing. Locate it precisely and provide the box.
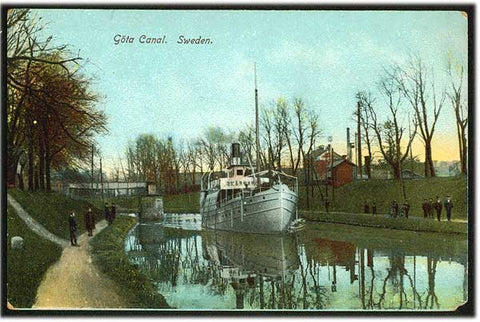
[422,196,454,222]
[67,202,117,247]
[361,195,454,221]
[364,200,410,218]
[389,200,411,218]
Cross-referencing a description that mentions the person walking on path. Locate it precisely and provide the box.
[85,207,95,236]
[110,203,116,224]
[68,211,78,246]
[402,200,410,219]
[444,195,453,222]
[104,202,111,225]
[372,201,377,216]
[363,201,370,214]
[434,196,443,222]
[422,199,429,218]
[428,198,435,219]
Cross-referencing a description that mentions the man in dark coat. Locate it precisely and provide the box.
[325,199,330,213]
[428,198,435,219]
[434,196,443,222]
[372,201,377,215]
[402,200,410,219]
[422,199,429,218]
[69,211,78,246]
[104,202,111,225]
[110,203,116,224]
[444,195,453,221]
[364,201,370,214]
[85,207,95,236]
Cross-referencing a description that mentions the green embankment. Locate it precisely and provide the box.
[301,211,467,234]
[164,193,198,213]
[299,176,467,219]
[8,189,102,239]
[90,216,170,309]
[6,204,63,308]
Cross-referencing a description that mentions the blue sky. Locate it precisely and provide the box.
[35,9,468,169]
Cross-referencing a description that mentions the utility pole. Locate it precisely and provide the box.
[357,101,362,179]
[331,147,335,202]
[254,63,260,174]
[100,156,104,202]
[91,145,94,196]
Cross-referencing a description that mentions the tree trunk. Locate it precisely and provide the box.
[17,171,24,190]
[6,149,18,187]
[460,126,467,174]
[6,146,17,187]
[393,163,401,180]
[424,141,435,177]
[34,166,39,191]
[39,134,45,191]
[27,122,34,191]
[44,126,51,191]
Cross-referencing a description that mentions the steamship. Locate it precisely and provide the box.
[199,143,299,234]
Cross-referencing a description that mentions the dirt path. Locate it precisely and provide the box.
[33,220,127,309]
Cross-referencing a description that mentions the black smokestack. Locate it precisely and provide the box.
[231,143,241,158]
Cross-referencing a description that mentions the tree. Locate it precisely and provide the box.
[356,92,375,179]
[447,57,467,174]
[6,9,106,191]
[365,71,417,184]
[393,56,445,177]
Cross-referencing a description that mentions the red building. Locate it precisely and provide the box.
[314,148,356,188]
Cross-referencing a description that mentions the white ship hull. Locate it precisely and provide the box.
[200,183,297,234]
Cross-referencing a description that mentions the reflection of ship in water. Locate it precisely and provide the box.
[202,230,299,309]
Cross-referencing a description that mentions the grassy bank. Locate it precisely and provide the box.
[299,176,468,220]
[164,192,198,213]
[90,216,170,309]
[6,205,63,308]
[301,210,467,234]
[8,189,101,240]
[88,192,199,214]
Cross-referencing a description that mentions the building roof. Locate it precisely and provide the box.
[328,158,356,169]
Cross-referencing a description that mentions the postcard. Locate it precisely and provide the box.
[2,5,472,315]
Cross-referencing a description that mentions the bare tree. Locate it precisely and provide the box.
[356,92,375,179]
[393,56,446,177]
[366,72,417,185]
[447,58,467,174]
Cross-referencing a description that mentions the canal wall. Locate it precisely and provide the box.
[300,211,467,234]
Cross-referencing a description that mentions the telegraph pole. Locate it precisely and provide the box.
[331,147,335,202]
[254,63,260,174]
[91,145,94,196]
[100,156,104,201]
[357,101,362,179]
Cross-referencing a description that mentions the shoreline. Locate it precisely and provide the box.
[300,210,467,234]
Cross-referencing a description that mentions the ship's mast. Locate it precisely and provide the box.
[255,63,260,173]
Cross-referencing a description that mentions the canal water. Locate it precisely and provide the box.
[125,214,468,311]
